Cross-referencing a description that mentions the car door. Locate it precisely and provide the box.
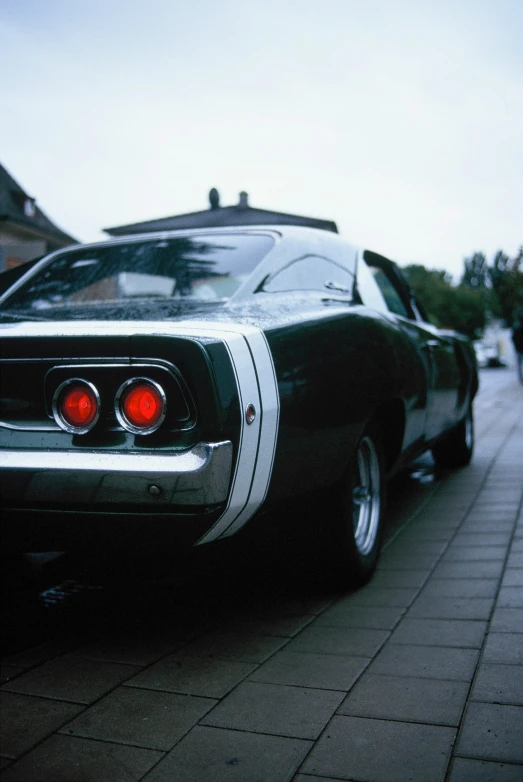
[361,251,460,442]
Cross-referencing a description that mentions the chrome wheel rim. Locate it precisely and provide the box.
[352,436,381,556]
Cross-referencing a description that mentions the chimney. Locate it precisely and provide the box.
[209,188,220,210]
[238,191,249,209]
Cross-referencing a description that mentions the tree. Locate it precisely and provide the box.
[461,252,489,290]
[403,264,485,339]
[460,246,523,326]
[491,247,523,324]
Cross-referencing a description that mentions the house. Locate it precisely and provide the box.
[0,163,77,272]
[104,189,338,236]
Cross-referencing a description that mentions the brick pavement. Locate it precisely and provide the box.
[1,373,522,782]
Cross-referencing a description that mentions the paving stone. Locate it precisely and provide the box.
[286,625,388,657]
[294,776,347,782]
[176,632,286,663]
[477,490,522,503]
[390,618,487,648]
[497,588,523,608]
[0,666,24,685]
[315,603,404,630]
[338,672,469,725]
[125,654,255,698]
[0,638,84,669]
[442,545,508,562]
[377,554,441,571]
[336,587,419,608]
[396,528,452,542]
[424,500,471,513]
[507,552,523,568]
[432,486,478,498]
[74,633,187,666]
[421,578,499,599]
[0,734,163,782]
[456,702,523,763]
[248,650,369,690]
[0,692,83,759]
[490,609,523,633]
[415,516,463,528]
[448,757,523,781]
[502,569,523,587]
[255,594,335,616]
[471,664,523,706]
[302,715,456,782]
[222,613,314,638]
[141,725,312,782]
[60,686,215,750]
[201,681,344,740]
[409,595,494,620]
[460,521,515,533]
[461,508,516,520]
[368,644,479,681]
[487,467,523,477]
[432,561,505,579]
[366,569,429,588]
[451,533,512,547]
[470,503,519,512]
[483,634,523,665]
[1,655,139,704]
[385,540,447,556]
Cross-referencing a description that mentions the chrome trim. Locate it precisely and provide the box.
[0,440,233,507]
[115,377,167,435]
[52,379,101,434]
[0,421,61,432]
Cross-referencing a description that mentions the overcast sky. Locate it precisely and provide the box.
[1,0,521,279]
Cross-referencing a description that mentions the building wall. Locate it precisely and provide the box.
[1,225,48,270]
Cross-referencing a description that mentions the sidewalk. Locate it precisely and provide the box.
[1,373,522,782]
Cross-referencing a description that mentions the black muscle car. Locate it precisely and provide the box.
[0,227,478,586]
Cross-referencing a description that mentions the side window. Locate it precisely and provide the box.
[261,255,353,295]
[356,255,388,313]
[369,268,410,318]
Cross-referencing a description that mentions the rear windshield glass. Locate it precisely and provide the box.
[0,233,274,316]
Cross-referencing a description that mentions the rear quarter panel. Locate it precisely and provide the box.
[262,303,427,501]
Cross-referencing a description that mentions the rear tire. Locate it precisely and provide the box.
[432,404,474,468]
[327,423,386,588]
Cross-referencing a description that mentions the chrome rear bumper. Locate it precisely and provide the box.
[0,441,233,507]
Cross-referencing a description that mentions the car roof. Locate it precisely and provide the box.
[51,224,355,253]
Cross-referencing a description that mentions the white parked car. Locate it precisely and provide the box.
[473,340,504,368]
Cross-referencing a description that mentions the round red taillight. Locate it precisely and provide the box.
[52,380,100,434]
[115,379,166,434]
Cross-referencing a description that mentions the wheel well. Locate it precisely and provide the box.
[372,399,405,473]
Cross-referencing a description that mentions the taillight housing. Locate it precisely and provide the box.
[115,378,167,435]
[52,379,100,434]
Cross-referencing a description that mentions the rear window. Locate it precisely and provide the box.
[0,233,274,316]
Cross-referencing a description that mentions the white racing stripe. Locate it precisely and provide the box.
[152,321,280,543]
[218,327,280,538]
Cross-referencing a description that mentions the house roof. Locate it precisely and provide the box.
[104,190,338,236]
[0,163,77,246]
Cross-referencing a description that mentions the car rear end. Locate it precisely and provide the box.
[0,319,279,555]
